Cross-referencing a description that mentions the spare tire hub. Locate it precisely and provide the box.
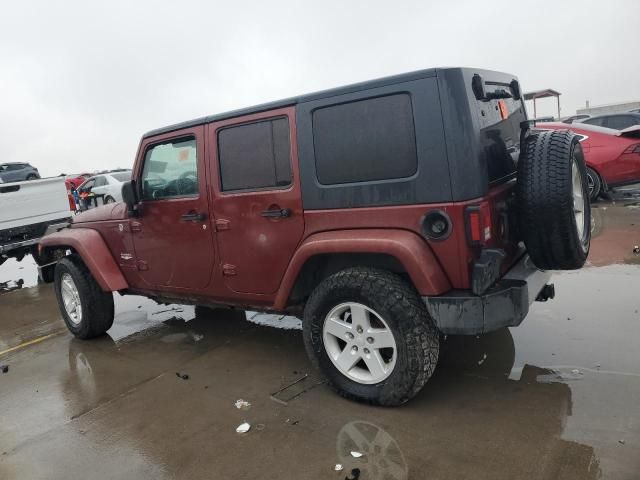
[572,157,586,242]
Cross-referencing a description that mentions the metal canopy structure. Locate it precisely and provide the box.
[524,88,562,120]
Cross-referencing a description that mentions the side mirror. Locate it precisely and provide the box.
[121,180,139,216]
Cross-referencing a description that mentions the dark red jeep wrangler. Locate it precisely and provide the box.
[40,67,591,405]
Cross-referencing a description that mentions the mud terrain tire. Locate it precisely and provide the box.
[303,267,439,406]
[54,255,114,339]
[516,130,591,270]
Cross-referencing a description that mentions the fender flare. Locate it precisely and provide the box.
[274,229,451,310]
[39,228,128,292]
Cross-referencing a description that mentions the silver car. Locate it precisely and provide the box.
[0,162,41,183]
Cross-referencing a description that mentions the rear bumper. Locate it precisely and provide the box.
[423,254,552,335]
[0,219,71,255]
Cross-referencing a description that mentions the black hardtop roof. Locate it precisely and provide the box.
[142,66,515,138]
[143,67,450,138]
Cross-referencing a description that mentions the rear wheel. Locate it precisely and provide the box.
[586,167,602,201]
[54,255,114,339]
[517,130,591,270]
[303,267,439,406]
[26,174,38,180]
[104,196,116,204]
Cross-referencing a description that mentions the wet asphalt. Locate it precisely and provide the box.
[1,194,639,480]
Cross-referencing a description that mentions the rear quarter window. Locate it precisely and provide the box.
[312,94,418,185]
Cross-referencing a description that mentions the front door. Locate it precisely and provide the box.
[209,107,304,295]
[131,126,216,290]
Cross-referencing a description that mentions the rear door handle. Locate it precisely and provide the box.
[181,212,207,222]
[261,208,292,218]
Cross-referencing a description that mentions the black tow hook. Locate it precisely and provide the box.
[536,284,555,302]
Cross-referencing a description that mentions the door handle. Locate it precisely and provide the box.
[181,212,207,222]
[261,208,292,218]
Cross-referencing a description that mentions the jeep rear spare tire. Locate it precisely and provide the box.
[303,267,439,406]
[517,130,591,270]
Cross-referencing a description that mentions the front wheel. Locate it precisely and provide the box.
[54,255,114,339]
[303,267,439,406]
[586,167,602,201]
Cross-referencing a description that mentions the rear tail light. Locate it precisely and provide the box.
[623,143,640,154]
[465,202,492,245]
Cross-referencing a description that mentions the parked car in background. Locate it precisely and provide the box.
[78,170,132,205]
[535,122,640,200]
[562,114,591,124]
[1,176,71,266]
[579,112,640,130]
[65,173,92,190]
[0,162,41,182]
[629,108,640,114]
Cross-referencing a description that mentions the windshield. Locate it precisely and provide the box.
[111,171,131,182]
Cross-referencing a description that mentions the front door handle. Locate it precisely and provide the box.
[261,208,292,218]
[181,212,207,222]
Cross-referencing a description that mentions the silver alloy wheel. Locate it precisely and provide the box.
[60,273,82,325]
[572,158,586,243]
[323,302,397,385]
[586,171,595,197]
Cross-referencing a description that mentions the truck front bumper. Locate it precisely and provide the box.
[423,254,552,335]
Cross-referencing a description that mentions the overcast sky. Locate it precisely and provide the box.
[1,0,639,177]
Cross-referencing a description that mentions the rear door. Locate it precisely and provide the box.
[208,107,304,295]
[130,126,216,290]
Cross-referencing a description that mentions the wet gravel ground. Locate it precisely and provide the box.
[1,193,639,479]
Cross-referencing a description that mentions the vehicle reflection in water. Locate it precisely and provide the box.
[336,420,408,480]
[56,313,603,479]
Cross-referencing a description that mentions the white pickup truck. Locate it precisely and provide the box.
[0,176,72,266]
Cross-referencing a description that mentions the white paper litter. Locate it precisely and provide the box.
[236,422,251,434]
[235,399,251,410]
[334,464,344,471]
[350,451,364,458]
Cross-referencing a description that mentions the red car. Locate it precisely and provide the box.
[65,173,92,190]
[536,122,640,200]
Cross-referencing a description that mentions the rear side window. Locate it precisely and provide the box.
[218,117,292,192]
[312,94,418,185]
[93,176,107,187]
[606,115,636,130]
[140,138,198,200]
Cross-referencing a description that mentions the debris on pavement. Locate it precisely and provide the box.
[235,399,251,410]
[633,246,640,255]
[334,464,343,472]
[1,364,9,374]
[619,439,626,445]
[350,451,364,458]
[236,422,251,434]
[271,373,325,405]
[571,369,582,375]
[175,372,190,380]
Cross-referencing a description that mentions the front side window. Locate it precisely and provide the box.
[218,117,292,192]
[93,176,107,187]
[584,117,605,127]
[140,138,198,200]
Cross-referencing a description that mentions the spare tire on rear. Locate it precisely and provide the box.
[516,129,591,270]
